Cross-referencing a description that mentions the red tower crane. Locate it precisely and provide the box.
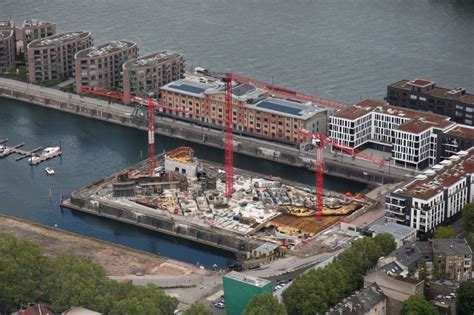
[223,72,234,198]
[231,73,348,111]
[297,130,386,221]
[79,86,188,177]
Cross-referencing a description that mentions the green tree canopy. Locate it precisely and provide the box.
[282,236,385,315]
[463,202,474,233]
[43,252,115,312]
[400,294,438,315]
[456,281,474,315]
[0,232,180,315]
[467,233,474,253]
[433,225,456,239]
[373,233,396,256]
[0,232,50,313]
[110,283,178,315]
[243,293,287,315]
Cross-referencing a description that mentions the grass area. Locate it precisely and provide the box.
[4,66,28,82]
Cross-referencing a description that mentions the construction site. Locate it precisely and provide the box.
[63,146,372,260]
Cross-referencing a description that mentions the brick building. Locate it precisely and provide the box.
[161,77,327,144]
[27,31,92,84]
[387,79,474,126]
[75,40,138,92]
[433,239,472,282]
[123,51,184,99]
[20,20,56,54]
[0,20,16,74]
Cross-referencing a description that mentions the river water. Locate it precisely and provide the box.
[1,0,473,266]
[2,0,474,103]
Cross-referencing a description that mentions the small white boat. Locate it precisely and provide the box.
[45,167,55,175]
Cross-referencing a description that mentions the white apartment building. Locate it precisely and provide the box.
[385,148,474,234]
[329,99,455,170]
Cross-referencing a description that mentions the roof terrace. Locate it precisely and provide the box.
[395,148,474,200]
[75,40,136,59]
[28,31,91,48]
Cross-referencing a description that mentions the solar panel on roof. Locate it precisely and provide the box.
[168,84,205,95]
[232,84,254,96]
[256,100,303,116]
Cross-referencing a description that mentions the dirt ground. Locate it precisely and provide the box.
[0,215,204,277]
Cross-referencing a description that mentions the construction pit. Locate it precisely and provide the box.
[64,147,372,257]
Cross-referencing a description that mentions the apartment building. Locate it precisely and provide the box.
[123,51,184,99]
[161,78,328,144]
[432,239,472,282]
[438,124,474,161]
[0,20,15,74]
[27,31,92,84]
[20,20,56,54]
[75,40,138,91]
[385,148,474,234]
[387,79,474,126]
[329,99,455,170]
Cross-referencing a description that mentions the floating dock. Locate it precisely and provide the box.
[62,147,372,257]
[0,140,62,165]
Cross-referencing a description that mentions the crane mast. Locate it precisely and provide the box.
[224,72,234,198]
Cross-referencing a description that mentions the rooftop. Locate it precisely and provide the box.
[75,40,136,59]
[395,148,474,200]
[248,97,326,120]
[161,78,221,97]
[224,271,271,288]
[206,82,266,101]
[329,283,385,315]
[390,79,473,104]
[445,124,474,140]
[408,79,435,87]
[17,303,54,315]
[334,99,454,134]
[28,31,91,48]
[433,239,472,256]
[389,242,424,272]
[123,51,183,69]
[0,20,13,29]
[22,19,55,28]
[368,221,416,240]
[0,20,14,39]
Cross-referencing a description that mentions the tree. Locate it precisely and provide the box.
[282,236,386,315]
[434,225,456,239]
[243,293,287,315]
[463,203,474,233]
[456,281,474,315]
[0,232,50,313]
[110,283,178,315]
[42,252,114,312]
[400,294,438,315]
[373,233,396,256]
[467,233,474,252]
[183,303,211,315]
[419,263,429,281]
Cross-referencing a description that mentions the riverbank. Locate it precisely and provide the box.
[0,77,407,186]
[0,214,206,278]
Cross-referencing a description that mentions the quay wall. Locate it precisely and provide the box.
[64,196,259,257]
[0,80,406,185]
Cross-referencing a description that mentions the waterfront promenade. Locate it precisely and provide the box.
[0,77,408,185]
